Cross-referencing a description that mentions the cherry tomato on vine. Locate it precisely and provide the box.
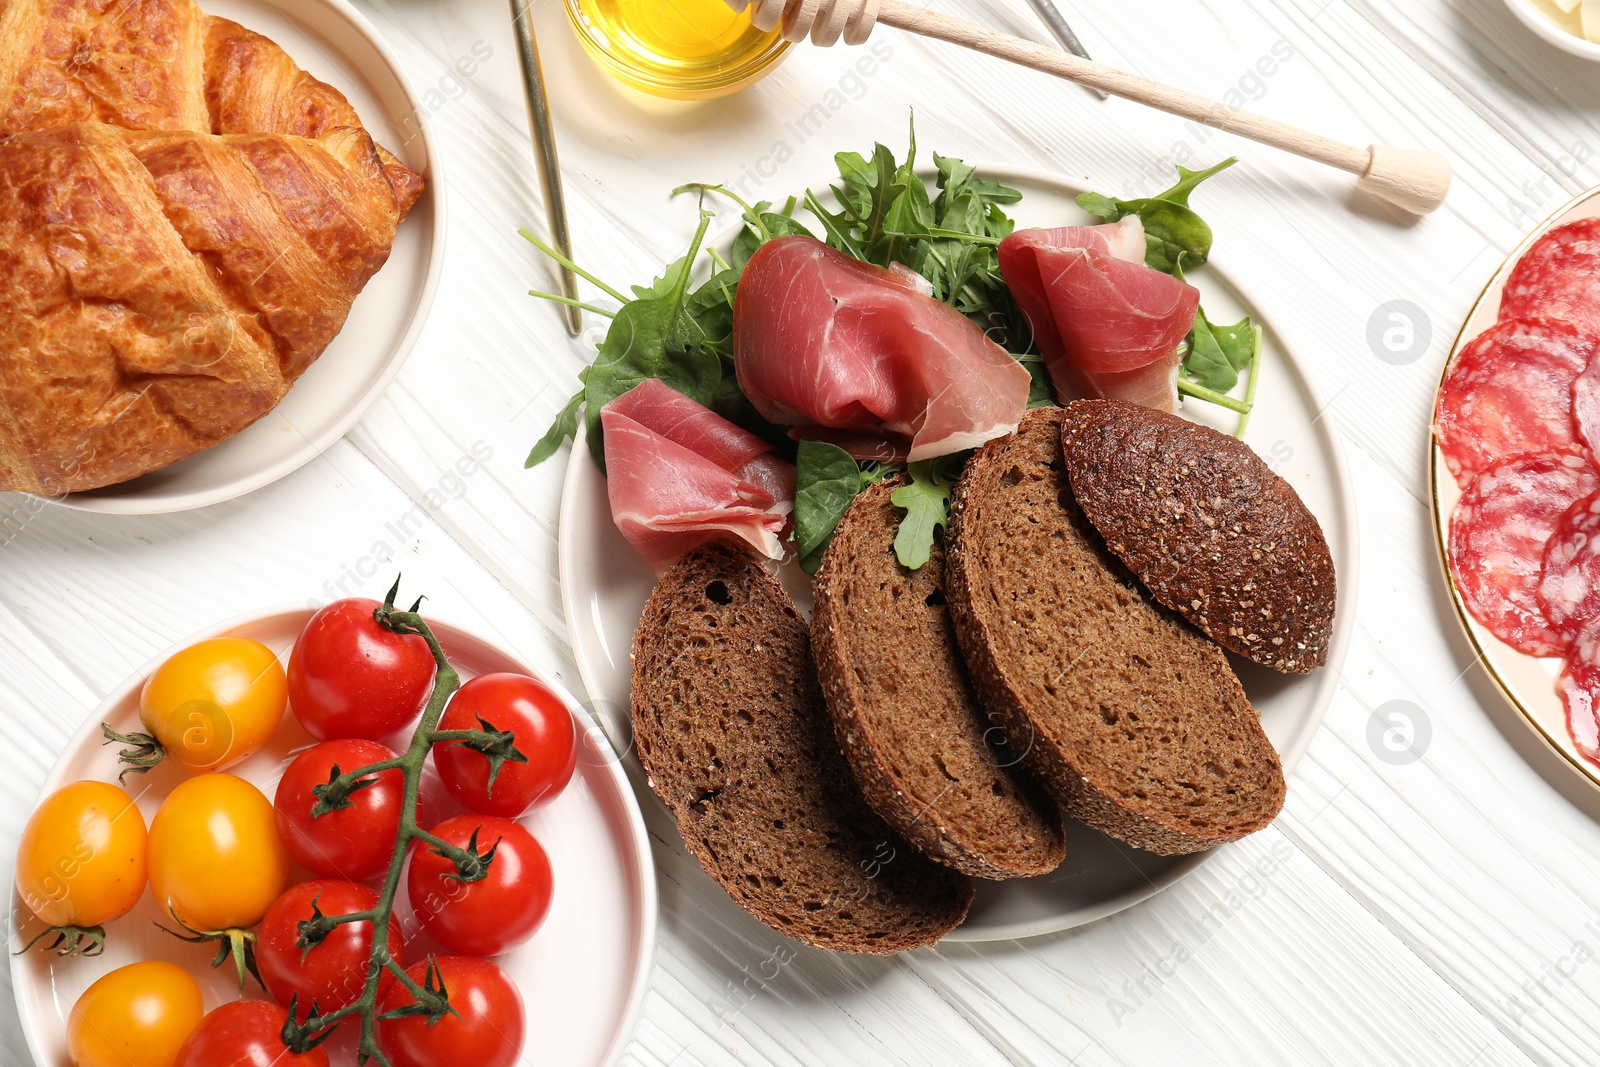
[406,815,553,957]
[16,781,146,942]
[136,637,288,772]
[175,1000,331,1067]
[258,879,405,1021]
[148,774,291,932]
[377,956,525,1067]
[288,598,435,741]
[433,674,576,818]
[68,961,203,1067]
[274,739,403,880]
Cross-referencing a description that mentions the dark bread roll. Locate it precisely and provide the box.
[811,479,1066,880]
[1059,399,1336,674]
[945,408,1285,856]
[631,540,973,953]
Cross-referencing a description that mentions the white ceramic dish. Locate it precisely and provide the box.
[558,165,1358,943]
[1431,187,1600,797]
[51,0,445,515]
[1504,0,1600,62]
[9,607,656,1067]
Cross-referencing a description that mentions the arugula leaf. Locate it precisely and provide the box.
[525,210,739,469]
[730,210,814,268]
[1077,158,1237,274]
[526,385,586,468]
[1022,358,1056,409]
[889,454,967,570]
[794,441,867,574]
[580,268,723,467]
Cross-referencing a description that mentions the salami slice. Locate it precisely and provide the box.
[1500,218,1600,333]
[1574,358,1600,456]
[1538,490,1600,638]
[1450,450,1599,657]
[1434,319,1596,485]
[1557,615,1600,765]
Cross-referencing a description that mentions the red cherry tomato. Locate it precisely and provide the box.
[275,739,404,880]
[406,815,553,957]
[289,599,435,741]
[175,1000,330,1067]
[377,956,524,1067]
[257,880,403,1021]
[432,674,576,818]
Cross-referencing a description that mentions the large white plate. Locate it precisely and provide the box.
[1430,187,1600,797]
[10,607,656,1067]
[559,166,1358,942]
[49,0,445,515]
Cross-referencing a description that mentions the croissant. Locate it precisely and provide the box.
[0,0,423,495]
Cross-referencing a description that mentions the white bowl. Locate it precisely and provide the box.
[1504,0,1600,61]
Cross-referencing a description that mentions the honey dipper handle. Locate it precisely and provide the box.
[738,0,1451,214]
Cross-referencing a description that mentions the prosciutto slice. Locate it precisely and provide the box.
[999,217,1199,412]
[733,235,1031,462]
[600,379,795,568]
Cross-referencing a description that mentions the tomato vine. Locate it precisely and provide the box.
[275,581,521,1065]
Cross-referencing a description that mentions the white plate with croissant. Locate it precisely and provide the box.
[0,0,443,514]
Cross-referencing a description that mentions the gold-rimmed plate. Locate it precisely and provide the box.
[1430,187,1600,794]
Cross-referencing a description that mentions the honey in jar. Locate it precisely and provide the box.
[565,0,789,99]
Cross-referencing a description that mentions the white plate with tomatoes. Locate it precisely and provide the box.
[9,602,656,1067]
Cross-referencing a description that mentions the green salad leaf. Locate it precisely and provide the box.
[804,117,1028,349]
[889,453,968,570]
[523,215,726,470]
[1078,158,1237,275]
[524,124,1262,559]
[794,441,869,574]
[526,388,585,469]
[1184,307,1259,393]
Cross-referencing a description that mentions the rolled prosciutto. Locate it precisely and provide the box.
[733,235,1031,463]
[600,379,795,568]
[999,217,1200,412]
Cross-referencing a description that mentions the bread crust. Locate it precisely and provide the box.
[1060,399,1336,673]
[945,409,1286,856]
[812,479,1065,880]
[631,540,972,953]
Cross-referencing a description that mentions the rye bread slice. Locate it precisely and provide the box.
[945,408,1286,856]
[811,480,1066,880]
[631,540,973,953]
[1060,399,1336,674]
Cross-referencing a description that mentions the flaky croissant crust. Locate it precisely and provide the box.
[0,0,424,494]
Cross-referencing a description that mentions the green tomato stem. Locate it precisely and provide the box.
[287,591,466,1064]
[317,757,405,802]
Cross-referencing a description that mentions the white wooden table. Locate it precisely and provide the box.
[5,0,1600,1063]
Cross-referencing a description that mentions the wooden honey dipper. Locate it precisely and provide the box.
[730,0,1452,215]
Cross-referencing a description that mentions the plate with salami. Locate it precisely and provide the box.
[1432,189,1600,792]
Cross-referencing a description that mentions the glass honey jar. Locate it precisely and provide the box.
[564,0,790,99]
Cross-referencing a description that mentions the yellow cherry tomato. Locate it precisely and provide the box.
[147,774,290,931]
[68,961,203,1067]
[16,781,147,930]
[139,638,287,773]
